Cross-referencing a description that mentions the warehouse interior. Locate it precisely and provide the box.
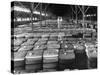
[11,1,97,74]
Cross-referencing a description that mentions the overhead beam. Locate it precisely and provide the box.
[78,6,90,14]
[71,6,80,24]
[78,5,90,28]
[33,3,40,11]
[71,6,76,14]
[17,2,26,9]
[12,2,27,17]
[44,4,49,10]
[85,6,90,13]
[78,6,84,14]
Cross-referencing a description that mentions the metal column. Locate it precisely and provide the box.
[75,6,78,24]
[31,2,34,31]
[44,4,49,26]
[78,6,90,28]
[40,3,42,27]
[71,6,80,24]
[82,6,85,28]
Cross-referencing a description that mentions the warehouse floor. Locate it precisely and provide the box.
[11,26,97,73]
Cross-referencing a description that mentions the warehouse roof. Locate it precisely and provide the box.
[11,1,97,19]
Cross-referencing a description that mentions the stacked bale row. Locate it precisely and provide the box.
[43,33,60,71]
[11,32,97,73]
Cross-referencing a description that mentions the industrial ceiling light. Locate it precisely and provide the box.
[33,11,48,16]
[32,18,34,20]
[26,18,30,21]
[93,14,96,16]
[13,19,16,22]
[22,18,25,21]
[86,14,96,17]
[13,6,30,13]
[34,17,37,20]
[17,18,21,21]
[33,11,40,14]
[41,13,45,16]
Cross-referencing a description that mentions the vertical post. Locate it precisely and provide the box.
[45,5,47,26]
[90,16,91,24]
[40,3,42,27]
[72,10,73,21]
[78,6,90,28]
[31,2,34,31]
[75,6,78,24]
[57,17,59,29]
[57,17,62,29]
[82,6,85,28]
[71,6,79,24]
[21,18,22,22]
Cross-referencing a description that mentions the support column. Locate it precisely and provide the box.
[45,5,47,26]
[45,8,46,26]
[82,6,85,28]
[78,6,90,28]
[40,3,42,27]
[71,6,80,24]
[72,10,73,22]
[75,6,78,24]
[31,2,34,31]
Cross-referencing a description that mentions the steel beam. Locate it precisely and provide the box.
[71,6,80,24]
[34,3,40,11]
[17,2,27,9]
[78,6,90,28]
